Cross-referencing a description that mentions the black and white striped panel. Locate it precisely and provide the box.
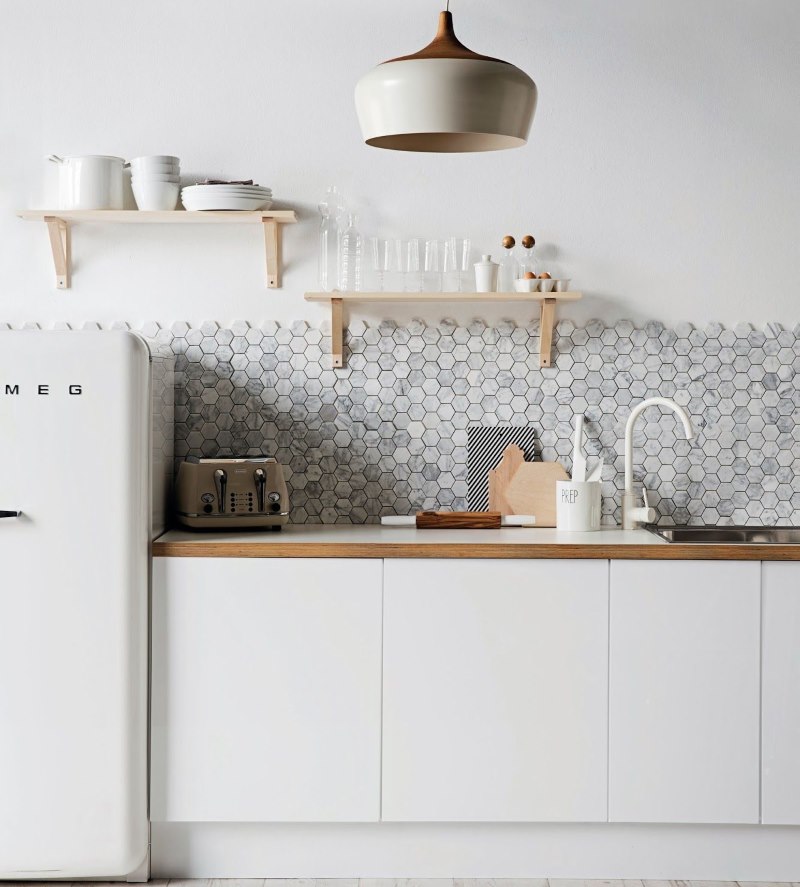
[467,425,538,511]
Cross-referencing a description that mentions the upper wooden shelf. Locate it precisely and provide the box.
[304,290,583,368]
[18,209,297,289]
[305,290,581,303]
[19,209,296,224]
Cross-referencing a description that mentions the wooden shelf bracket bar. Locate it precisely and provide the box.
[44,216,71,289]
[331,298,344,368]
[539,297,557,368]
[263,219,281,288]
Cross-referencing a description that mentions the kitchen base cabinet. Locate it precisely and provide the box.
[609,560,760,824]
[762,562,800,824]
[150,557,382,822]
[382,559,609,822]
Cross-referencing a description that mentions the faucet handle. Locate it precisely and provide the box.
[641,487,657,524]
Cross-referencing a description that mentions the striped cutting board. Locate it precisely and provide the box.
[467,425,538,511]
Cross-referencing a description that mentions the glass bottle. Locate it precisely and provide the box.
[497,234,518,292]
[317,186,344,292]
[340,212,363,292]
[519,233,539,278]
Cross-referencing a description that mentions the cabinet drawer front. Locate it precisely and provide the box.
[762,562,800,824]
[609,560,760,824]
[151,557,382,822]
[382,558,609,822]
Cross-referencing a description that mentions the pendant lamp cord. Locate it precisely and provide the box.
[446,0,450,9]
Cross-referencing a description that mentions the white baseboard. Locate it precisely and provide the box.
[152,821,800,880]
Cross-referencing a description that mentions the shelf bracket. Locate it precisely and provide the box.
[331,297,344,368]
[262,219,282,288]
[44,216,71,289]
[539,297,557,368]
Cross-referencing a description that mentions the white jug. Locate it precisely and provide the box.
[47,154,125,210]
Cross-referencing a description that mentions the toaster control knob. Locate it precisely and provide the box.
[201,492,215,504]
[268,492,281,503]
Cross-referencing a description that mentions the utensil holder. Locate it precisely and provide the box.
[556,480,601,531]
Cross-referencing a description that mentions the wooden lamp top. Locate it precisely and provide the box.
[384,10,508,65]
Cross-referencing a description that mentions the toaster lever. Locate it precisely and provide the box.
[254,468,266,512]
[213,469,227,514]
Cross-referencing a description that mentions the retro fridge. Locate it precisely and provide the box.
[0,331,173,879]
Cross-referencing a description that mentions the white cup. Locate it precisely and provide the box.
[556,480,602,532]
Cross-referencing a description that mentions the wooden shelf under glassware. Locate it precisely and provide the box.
[18,209,297,290]
[304,290,583,369]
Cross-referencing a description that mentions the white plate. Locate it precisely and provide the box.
[182,188,272,200]
[182,197,273,211]
[183,184,271,194]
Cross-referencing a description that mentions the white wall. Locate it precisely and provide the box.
[1,0,798,329]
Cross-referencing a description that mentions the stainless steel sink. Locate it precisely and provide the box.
[646,525,800,544]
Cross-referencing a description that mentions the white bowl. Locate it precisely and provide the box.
[129,155,180,166]
[554,278,572,292]
[514,278,540,293]
[129,161,180,175]
[539,277,555,293]
[132,180,180,211]
[132,172,181,183]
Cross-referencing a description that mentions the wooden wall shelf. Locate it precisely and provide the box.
[304,291,583,368]
[18,209,297,290]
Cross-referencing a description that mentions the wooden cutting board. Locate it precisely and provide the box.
[488,444,569,527]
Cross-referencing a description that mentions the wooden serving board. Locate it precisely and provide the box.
[488,444,569,527]
[415,511,502,529]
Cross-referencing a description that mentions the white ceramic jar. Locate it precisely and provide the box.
[47,155,125,210]
[474,254,499,292]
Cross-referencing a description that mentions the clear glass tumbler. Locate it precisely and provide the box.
[399,238,422,292]
[424,239,442,292]
[370,237,395,292]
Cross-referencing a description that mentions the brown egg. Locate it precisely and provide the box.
[523,271,536,280]
[539,272,552,279]
[502,235,515,249]
[521,234,535,249]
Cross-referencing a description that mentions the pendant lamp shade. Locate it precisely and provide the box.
[355,10,537,153]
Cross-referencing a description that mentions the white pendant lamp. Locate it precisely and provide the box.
[355,4,537,153]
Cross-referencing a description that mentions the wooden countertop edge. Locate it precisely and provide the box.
[152,541,800,560]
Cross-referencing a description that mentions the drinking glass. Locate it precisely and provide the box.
[370,237,395,291]
[443,237,460,292]
[399,238,422,292]
[424,239,442,292]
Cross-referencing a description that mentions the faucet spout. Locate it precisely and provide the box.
[622,397,694,529]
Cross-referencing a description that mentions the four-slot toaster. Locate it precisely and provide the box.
[175,456,289,529]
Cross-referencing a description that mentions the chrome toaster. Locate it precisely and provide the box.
[175,456,289,530]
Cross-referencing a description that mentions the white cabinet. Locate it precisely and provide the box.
[150,557,382,822]
[382,559,609,822]
[762,562,800,824]
[608,560,760,824]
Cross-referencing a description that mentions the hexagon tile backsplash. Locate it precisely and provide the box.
[153,316,797,527]
[10,317,798,525]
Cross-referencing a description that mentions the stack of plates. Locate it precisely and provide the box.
[181,184,273,211]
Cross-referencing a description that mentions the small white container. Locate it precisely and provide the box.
[132,180,180,211]
[554,278,572,292]
[539,277,555,293]
[556,480,602,532]
[474,254,499,292]
[514,277,540,293]
[47,154,125,210]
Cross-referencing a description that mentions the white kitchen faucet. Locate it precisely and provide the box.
[622,396,695,529]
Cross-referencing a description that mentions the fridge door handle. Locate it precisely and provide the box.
[0,510,20,518]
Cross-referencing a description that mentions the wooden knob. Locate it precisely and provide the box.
[502,235,515,249]
[521,234,535,249]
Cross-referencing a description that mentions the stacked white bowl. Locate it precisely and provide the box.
[130,155,180,211]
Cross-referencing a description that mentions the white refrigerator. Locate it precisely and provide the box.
[0,331,173,879]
